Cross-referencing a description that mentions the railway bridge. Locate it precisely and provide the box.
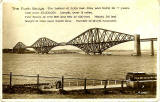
[13,28,157,56]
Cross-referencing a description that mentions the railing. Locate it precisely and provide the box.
[3,72,126,92]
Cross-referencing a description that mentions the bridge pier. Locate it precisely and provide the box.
[150,40,154,56]
[13,48,26,54]
[134,34,141,56]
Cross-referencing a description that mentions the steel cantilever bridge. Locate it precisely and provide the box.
[66,28,134,54]
[13,28,135,54]
[13,37,59,54]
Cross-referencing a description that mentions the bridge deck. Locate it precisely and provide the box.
[140,38,157,42]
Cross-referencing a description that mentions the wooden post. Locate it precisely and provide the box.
[121,80,124,89]
[104,80,107,89]
[101,81,103,85]
[10,72,12,88]
[137,77,140,93]
[61,76,64,90]
[84,78,87,93]
[115,80,117,85]
[104,80,107,93]
[37,74,39,89]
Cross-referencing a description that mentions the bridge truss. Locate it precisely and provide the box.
[13,42,26,53]
[67,28,135,54]
[13,28,135,54]
[31,37,59,54]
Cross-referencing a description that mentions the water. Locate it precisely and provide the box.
[2,52,157,98]
[3,52,157,82]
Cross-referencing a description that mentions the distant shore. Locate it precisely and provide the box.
[3,48,156,54]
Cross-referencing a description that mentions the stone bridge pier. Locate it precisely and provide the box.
[134,34,141,56]
[134,34,156,56]
[150,40,154,56]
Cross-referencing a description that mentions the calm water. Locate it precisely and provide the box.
[3,53,157,82]
[2,53,157,98]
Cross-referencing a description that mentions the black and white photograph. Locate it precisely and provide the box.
[1,0,160,101]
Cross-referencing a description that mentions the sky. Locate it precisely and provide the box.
[2,0,160,50]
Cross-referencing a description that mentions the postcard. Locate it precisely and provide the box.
[1,0,160,101]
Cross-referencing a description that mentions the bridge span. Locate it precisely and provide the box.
[12,28,157,56]
[140,38,157,56]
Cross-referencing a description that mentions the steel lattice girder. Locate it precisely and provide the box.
[31,37,59,53]
[66,28,135,54]
[13,42,26,49]
[13,42,26,53]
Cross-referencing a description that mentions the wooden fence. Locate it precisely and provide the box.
[3,72,126,92]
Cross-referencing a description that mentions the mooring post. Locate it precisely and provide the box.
[61,76,64,90]
[151,40,154,56]
[134,34,141,56]
[37,74,39,89]
[84,78,87,93]
[10,72,12,88]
